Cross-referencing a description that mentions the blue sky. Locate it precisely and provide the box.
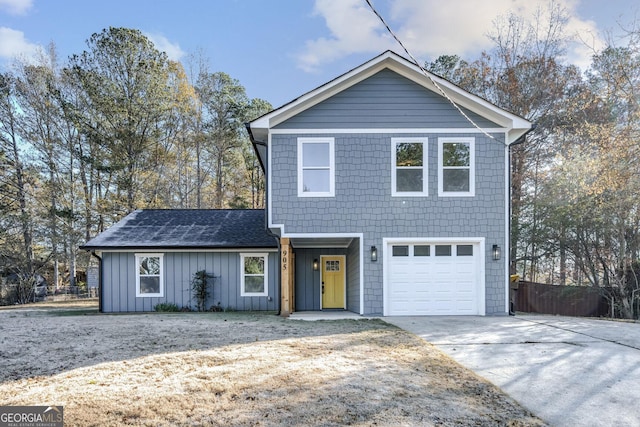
[1,0,638,108]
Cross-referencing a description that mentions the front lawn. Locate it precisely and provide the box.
[0,302,544,426]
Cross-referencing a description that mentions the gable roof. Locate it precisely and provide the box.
[247,50,532,155]
[80,209,277,250]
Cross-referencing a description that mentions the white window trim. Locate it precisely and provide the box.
[297,137,335,197]
[135,253,164,298]
[438,137,475,197]
[391,137,428,197]
[240,253,269,297]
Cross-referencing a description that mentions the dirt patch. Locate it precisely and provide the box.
[0,301,545,426]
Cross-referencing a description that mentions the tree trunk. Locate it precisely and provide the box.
[7,121,34,274]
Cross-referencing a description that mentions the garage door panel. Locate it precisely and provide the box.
[387,242,481,315]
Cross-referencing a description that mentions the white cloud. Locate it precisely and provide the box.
[564,14,604,71]
[0,0,32,15]
[296,0,396,72]
[0,27,40,61]
[298,0,606,72]
[145,32,186,61]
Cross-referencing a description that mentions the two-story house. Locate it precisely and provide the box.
[83,50,531,315]
[247,50,531,317]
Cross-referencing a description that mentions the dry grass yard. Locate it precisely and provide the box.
[0,300,545,426]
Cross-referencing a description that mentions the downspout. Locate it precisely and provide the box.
[90,250,103,313]
[246,124,282,315]
[507,123,536,315]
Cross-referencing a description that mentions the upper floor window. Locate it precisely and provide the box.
[135,253,164,297]
[392,137,428,196]
[297,137,335,197]
[438,137,475,197]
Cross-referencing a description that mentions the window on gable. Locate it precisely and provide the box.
[392,138,428,196]
[240,253,268,297]
[438,137,475,197]
[135,254,164,297]
[298,137,335,197]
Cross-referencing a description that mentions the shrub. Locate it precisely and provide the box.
[191,270,215,312]
[154,302,180,312]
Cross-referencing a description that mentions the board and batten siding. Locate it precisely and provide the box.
[101,251,278,312]
[274,69,499,130]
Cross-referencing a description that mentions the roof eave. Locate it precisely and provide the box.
[80,244,278,251]
[245,123,267,172]
[247,50,532,139]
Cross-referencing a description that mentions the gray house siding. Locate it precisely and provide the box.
[101,251,278,312]
[271,131,507,315]
[294,247,348,311]
[268,63,508,316]
[274,69,498,130]
[346,239,360,314]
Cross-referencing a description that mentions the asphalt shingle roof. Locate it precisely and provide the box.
[81,209,277,250]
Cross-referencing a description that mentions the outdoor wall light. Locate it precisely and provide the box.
[313,259,319,271]
[371,246,378,262]
[492,244,501,261]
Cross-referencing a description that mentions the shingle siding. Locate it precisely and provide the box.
[269,69,508,315]
[346,239,360,314]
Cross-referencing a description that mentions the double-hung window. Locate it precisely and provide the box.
[298,137,335,197]
[392,137,428,196]
[135,253,164,297]
[240,253,268,297]
[438,137,475,197]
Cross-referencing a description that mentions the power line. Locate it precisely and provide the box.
[364,0,494,139]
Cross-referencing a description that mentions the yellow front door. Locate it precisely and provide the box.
[321,256,345,309]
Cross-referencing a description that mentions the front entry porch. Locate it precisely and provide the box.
[279,235,362,317]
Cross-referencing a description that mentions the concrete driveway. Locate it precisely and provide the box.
[384,315,640,427]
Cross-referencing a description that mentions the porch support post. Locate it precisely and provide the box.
[280,238,293,317]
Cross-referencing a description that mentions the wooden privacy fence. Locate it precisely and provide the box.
[514,281,610,317]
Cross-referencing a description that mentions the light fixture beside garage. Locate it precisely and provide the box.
[313,259,319,271]
[492,244,501,261]
[371,246,378,262]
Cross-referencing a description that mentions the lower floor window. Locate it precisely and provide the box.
[135,253,164,297]
[240,253,268,296]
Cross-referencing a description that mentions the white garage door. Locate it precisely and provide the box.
[386,242,482,315]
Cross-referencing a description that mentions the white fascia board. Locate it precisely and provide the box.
[507,127,532,145]
[270,128,508,135]
[95,248,279,253]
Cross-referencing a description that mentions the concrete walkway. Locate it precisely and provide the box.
[288,310,368,321]
[384,315,640,427]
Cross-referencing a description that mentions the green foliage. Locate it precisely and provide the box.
[0,27,271,288]
[191,269,214,312]
[154,302,180,312]
[69,27,173,212]
[395,143,422,166]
